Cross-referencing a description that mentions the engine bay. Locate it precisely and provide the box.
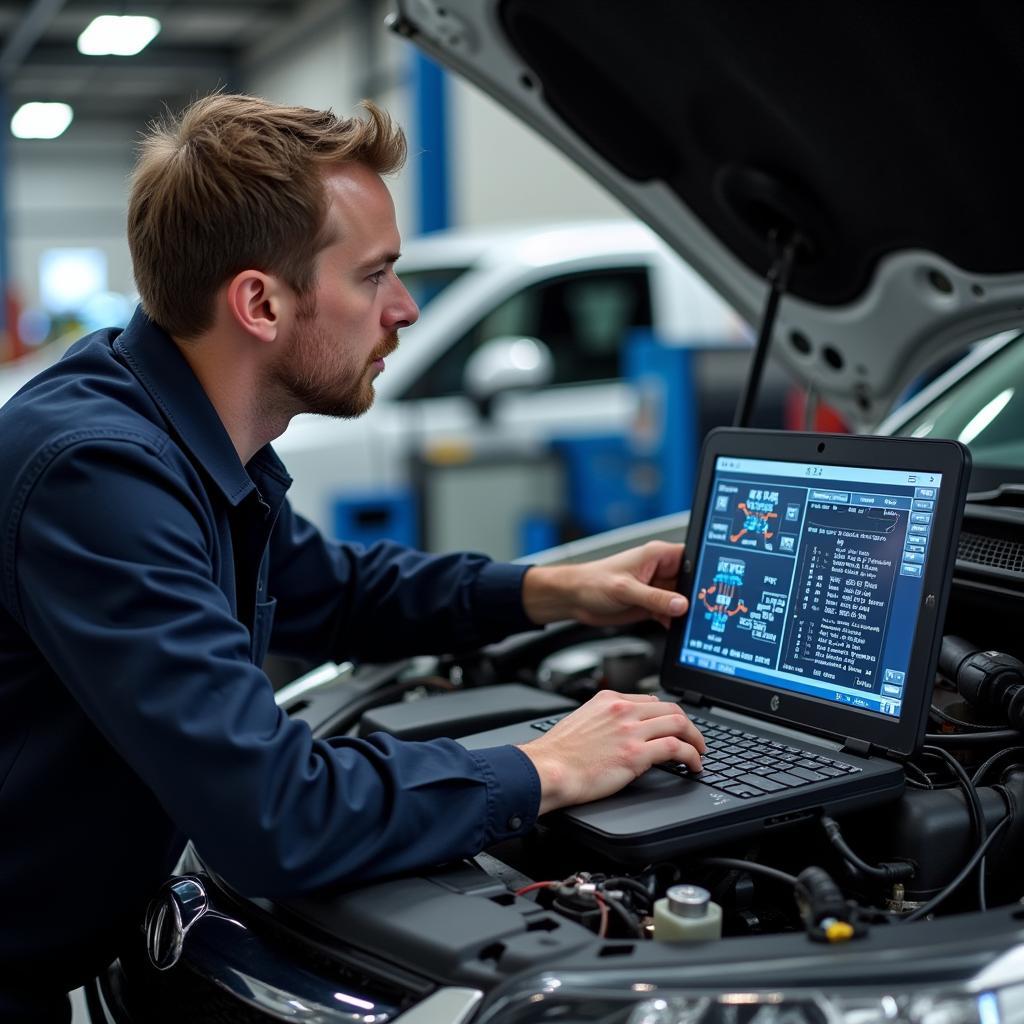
[246,500,1014,971]
[325,637,1023,945]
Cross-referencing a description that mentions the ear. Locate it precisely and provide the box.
[224,270,289,343]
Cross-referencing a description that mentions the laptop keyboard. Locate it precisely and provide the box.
[661,713,862,798]
[529,712,862,801]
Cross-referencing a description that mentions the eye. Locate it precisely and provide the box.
[368,268,387,284]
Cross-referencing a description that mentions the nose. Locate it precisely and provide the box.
[383,276,419,330]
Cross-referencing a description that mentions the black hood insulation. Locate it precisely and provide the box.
[500,0,1024,306]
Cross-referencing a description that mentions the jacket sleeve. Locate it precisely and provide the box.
[11,439,540,896]
[265,497,537,664]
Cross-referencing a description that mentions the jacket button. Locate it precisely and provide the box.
[507,815,523,831]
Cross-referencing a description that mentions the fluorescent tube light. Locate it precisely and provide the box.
[77,15,161,56]
[11,102,73,140]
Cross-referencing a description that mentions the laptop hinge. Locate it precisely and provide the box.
[679,690,707,707]
[841,737,872,757]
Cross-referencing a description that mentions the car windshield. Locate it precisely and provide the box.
[893,332,1024,487]
[397,266,469,310]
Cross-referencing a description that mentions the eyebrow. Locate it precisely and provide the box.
[357,251,401,271]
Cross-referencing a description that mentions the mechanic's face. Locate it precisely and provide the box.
[273,163,418,418]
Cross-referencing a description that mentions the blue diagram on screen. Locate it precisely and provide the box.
[679,457,942,720]
[730,492,778,546]
[698,558,748,633]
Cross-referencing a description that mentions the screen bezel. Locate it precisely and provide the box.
[661,428,971,758]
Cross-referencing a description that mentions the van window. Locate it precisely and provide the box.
[402,267,652,400]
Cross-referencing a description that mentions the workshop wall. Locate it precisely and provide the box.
[243,0,623,239]
[450,77,625,227]
[243,2,416,237]
[8,127,137,310]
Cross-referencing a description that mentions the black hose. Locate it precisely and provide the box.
[921,745,988,910]
[971,747,1024,786]
[904,762,933,789]
[701,856,799,888]
[930,704,1007,732]
[924,730,1024,747]
[600,876,653,907]
[602,892,645,938]
[821,816,914,882]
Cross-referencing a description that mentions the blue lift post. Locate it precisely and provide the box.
[624,329,700,519]
[412,51,450,235]
[549,333,700,540]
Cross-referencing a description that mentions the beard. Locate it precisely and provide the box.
[271,303,399,419]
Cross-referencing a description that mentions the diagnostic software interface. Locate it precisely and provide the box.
[678,456,943,720]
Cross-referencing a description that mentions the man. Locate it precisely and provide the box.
[0,94,704,1020]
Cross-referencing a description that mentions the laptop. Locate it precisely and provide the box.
[461,428,971,862]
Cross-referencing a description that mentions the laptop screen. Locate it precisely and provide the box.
[677,454,943,723]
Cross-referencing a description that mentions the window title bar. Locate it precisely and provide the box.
[715,456,942,489]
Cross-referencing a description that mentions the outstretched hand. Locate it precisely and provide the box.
[522,540,688,629]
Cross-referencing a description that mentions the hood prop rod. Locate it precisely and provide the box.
[733,230,803,428]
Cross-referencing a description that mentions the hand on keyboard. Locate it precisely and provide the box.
[516,690,706,814]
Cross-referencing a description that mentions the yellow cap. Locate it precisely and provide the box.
[824,920,855,942]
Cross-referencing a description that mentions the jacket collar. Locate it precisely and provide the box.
[114,306,292,507]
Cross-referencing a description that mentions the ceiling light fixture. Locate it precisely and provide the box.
[77,15,161,56]
[11,102,74,140]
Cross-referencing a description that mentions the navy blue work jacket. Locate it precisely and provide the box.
[0,309,540,1001]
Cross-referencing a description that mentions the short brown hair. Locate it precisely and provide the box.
[127,93,407,339]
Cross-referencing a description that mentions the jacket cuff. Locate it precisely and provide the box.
[469,743,540,843]
[471,561,535,643]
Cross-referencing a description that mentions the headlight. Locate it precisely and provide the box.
[630,992,999,1024]
[477,980,1020,1024]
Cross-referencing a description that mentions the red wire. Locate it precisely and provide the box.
[515,880,610,938]
[515,880,559,896]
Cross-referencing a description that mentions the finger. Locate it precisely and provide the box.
[632,699,687,720]
[595,608,651,627]
[636,710,706,752]
[615,576,689,619]
[598,693,706,753]
[649,736,703,774]
[649,540,685,575]
[635,541,684,582]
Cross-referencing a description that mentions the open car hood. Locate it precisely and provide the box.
[391,0,1024,428]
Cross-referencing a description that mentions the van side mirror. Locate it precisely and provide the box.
[462,336,554,419]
